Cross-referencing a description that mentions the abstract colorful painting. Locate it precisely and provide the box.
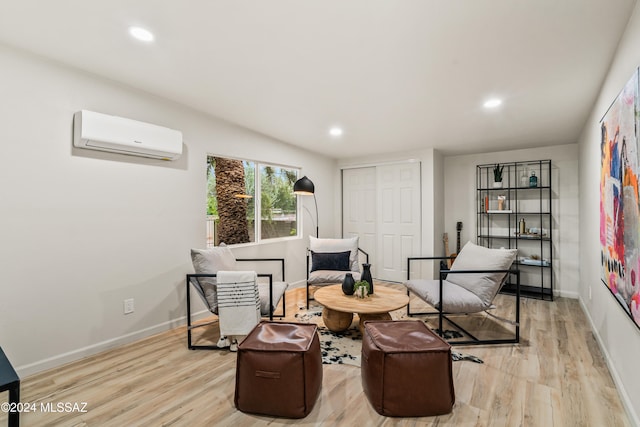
[600,68,640,329]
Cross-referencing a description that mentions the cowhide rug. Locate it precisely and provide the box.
[294,310,483,366]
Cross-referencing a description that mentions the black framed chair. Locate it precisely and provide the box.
[404,241,520,345]
[305,236,369,308]
[187,246,288,350]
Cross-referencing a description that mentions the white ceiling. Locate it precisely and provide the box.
[0,0,636,158]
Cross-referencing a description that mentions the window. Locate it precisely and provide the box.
[207,156,298,246]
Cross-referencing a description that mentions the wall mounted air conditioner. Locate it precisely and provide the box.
[73,110,183,160]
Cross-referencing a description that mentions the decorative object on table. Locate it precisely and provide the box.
[520,169,528,187]
[497,195,506,210]
[293,175,318,237]
[361,263,374,294]
[341,272,355,295]
[353,280,370,298]
[600,68,640,330]
[529,170,538,187]
[492,164,504,188]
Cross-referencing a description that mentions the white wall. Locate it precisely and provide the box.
[0,44,336,375]
[578,2,640,424]
[443,144,580,298]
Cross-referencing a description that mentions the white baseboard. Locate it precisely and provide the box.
[15,309,211,377]
[557,289,579,299]
[16,281,310,377]
[287,279,306,290]
[16,280,309,378]
[15,280,316,377]
[578,297,640,427]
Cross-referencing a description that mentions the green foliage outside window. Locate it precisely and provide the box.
[206,156,298,245]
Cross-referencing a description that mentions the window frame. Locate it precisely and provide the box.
[206,154,301,247]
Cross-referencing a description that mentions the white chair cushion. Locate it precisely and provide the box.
[309,235,360,272]
[308,270,362,285]
[405,279,487,313]
[447,241,518,308]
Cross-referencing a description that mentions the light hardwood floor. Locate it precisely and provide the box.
[0,285,630,426]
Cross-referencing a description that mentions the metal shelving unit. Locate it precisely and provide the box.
[476,160,553,300]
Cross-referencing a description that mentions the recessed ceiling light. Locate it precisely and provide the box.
[129,26,154,42]
[483,98,502,108]
[329,127,343,137]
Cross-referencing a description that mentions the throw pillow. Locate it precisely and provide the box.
[309,235,360,272]
[310,250,352,272]
[190,245,237,312]
[447,241,518,308]
[190,244,237,274]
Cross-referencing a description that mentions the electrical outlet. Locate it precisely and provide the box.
[124,298,135,314]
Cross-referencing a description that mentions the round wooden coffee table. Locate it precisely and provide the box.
[313,284,410,333]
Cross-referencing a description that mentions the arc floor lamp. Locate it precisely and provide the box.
[293,175,319,237]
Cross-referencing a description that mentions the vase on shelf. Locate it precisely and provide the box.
[520,170,528,187]
[529,171,538,187]
[362,263,373,294]
[492,181,503,188]
[342,273,355,295]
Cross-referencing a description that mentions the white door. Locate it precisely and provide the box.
[376,163,422,282]
[342,167,377,263]
[342,162,421,282]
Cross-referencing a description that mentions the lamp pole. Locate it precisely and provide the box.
[293,175,319,238]
[312,193,318,238]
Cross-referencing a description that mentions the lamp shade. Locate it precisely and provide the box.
[293,176,315,195]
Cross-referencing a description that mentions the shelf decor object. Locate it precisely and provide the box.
[492,164,504,188]
[600,67,640,330]
[476,160,553,300]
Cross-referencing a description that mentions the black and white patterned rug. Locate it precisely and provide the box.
[294,310,483,366]
[295,311,362,366]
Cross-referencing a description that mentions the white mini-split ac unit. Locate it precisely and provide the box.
[73,110,183,160]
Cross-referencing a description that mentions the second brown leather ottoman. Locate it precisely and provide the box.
[234,321,322,418]
[361,320,455,417]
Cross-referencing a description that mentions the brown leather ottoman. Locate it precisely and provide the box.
[361,320,455,417]
[234,321,323,418]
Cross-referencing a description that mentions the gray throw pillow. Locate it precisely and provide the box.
[190,245,237,312]
[447,241,517,307]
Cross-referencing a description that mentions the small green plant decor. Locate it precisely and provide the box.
[493,164,504,188]
[353,280,370,298]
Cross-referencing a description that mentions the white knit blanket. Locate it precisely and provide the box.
[216,270,261,337]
